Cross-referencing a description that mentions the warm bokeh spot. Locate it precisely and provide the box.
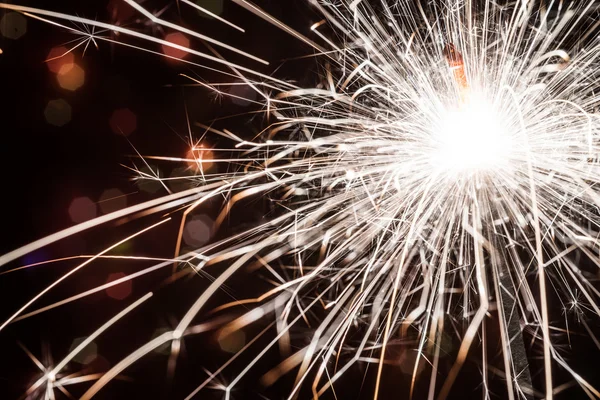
[217,329,246,354]
[105,272,132,300]
[186,145,214,172]
[69,337,98,364]
[68,196,98,223]
[57,63,85,91]
[109,108,137,136]
[46,46,74,74]
[107,0,136,22]
[99,188,127,214]
[136,165,164,194]
[162,32,190,59]
[0,12,27,39]
[44,99,72,127]
[183,215,213,247]
[168,166,195,192]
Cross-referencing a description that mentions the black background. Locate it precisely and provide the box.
[1,1,599,399]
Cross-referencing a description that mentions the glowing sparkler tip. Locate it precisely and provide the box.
[433,95,513,173]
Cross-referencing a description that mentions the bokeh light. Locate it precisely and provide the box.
[46,46,74,74]
[86,355,110,373]
[107,0,136,22]
[44,99,72,127]
[162,32,190,59]
[398,348,426,376]
[98,188,127,214]
[183,214,213,247]
[68,337,97,364]
[68,196,97,223]
[105,272,132,300]
[217,329,246,354]
[57,63,85,91]
[0,12,27,40]
[111,241,133,256]
[136,165,164,194]
[109,108,137,136]
[22,249,49,267]
[168,166,196,192]
[186,145,214,172]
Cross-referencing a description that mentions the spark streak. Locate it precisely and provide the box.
[3,1,600,399]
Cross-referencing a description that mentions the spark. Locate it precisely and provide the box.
[2,1,600,399]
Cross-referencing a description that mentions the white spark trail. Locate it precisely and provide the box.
[2,1,600,399]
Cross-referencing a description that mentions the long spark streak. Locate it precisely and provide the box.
[3,1,600,399]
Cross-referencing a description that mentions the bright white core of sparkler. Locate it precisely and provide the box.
[434,95,513,172]
[3,1,600,399]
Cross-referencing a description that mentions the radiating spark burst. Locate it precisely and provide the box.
[2,0,600,399]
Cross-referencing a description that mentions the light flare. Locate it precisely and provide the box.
[433,94,514,173]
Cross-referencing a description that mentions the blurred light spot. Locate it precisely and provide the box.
[109,108,137,136]
[229,82,257,107]
[183,214,213,247]
[86,355,110,372]
[46,46,74,74]
[217,329,245,354]
[398,348,426,375]
[0,12,27,40]
[168,167,195,192]
[69,337,97,364]
[22,250,50,276]
[98,188,126,214]
[136,165,164,194]
[44,99,72,127]
[68,196,97,223]
[112,241,133,255]
[22,249,49,266]
[196,0,224,17]
[107,0,136,22]
[105,272,132,300]
[57,63,85,91]
[162,32,190,60]
[186,145,214,172]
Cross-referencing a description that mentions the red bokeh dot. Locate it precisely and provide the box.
[46,46,75,74]
[107,0,136,22]
[99,188,127,214]
[68,196,97,223]
[186,145,214,172]
[109,108,137,136]
[162,32,190,60]
[57,63,85,91]
[183,215,213,247]
[105,272,132,300]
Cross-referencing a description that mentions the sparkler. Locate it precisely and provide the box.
[2,0,600,399]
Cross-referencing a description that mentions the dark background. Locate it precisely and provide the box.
[0,1,323,398]
[0,1,599,399]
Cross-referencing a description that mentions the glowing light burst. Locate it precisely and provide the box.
[2,1,600,399]
[433,95,513,172]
